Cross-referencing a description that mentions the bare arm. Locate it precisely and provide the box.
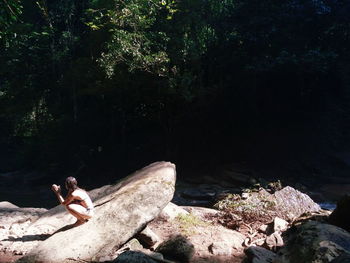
[51,184,64,204]
[51,184,75,205]
[62,194,75,205]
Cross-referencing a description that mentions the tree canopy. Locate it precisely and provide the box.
[1,0,350,177]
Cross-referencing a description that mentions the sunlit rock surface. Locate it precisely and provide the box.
[17,161,176,263]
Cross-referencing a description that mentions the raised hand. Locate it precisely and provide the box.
[51,184,61,193]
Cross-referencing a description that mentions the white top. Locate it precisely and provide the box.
[72,189,94,210]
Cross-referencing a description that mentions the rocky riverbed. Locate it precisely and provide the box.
[1,161,349,263]
[1,162,343,211]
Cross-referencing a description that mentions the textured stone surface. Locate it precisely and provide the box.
[209,242,233,256]
[0,204,48,255]
[137,226,160,247]
[155,235,195,262]
[212,229,245,250]
[158,202,189,220]
[148,208,246,263]
[277,221,350,263]
[273,217,288,233]
[214,186,321,226]
[273,186,321,221]
[0,201,19,209]
[265,232,284,250]
[17,162,176,263]
[245,246,277,263]
[112,251,159,263]
[98,238,144,262]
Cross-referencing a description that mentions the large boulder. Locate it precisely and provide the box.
[0,203,48,255]
[22,184,125,237]
[214,186,321,225]
[329,194,350,232]
[277,221,350,263]
[148,208,245,261]
[273,186,321,221]
[0,203,47,231]
[18,161,176,262]
[0,201,19,209]
[0,185,122,257]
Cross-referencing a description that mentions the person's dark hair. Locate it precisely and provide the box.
[65,176,78,191]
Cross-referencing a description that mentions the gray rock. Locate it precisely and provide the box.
[242,192,250,199]
[274,186,321,220]
[0,205,48,255]
[214,186,321,224]
[121,238,144,251]
[0,201,19,209]
[24,183,132,235]
[209,242,232,256]
[273,217,289,233]
[277,221,350,263]
[17,162,176,263]
[137,226,160,247]
[265,232,284,250]
[245,246,277,263]
[259,224,269,233]
[329,194,350,232]
[214,229,245,250]
[0,206,47,228]
[159,202,189,220]
[112,251,158,263]
[99,238,144,262]
[155,235,194,262]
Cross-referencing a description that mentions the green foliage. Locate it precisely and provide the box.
[1,0,350,172]
[100,30,169,77]
[0,0,23,35]
[213,189,278,229]
[175,213,210,236]
[86,0,172,77]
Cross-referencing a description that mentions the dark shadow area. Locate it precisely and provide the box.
[2,234,51,242]
[51,223,77,235]
[1,0,350,213]
[155,234,194,263]
[1,223,80,243]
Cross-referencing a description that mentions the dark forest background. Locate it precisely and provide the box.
[1,0,350,188]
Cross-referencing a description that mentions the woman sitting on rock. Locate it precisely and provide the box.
[51,176,94,226]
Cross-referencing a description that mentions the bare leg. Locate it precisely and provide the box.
[66,204,91,226]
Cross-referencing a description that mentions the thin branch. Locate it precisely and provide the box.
[2,0,17,17]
